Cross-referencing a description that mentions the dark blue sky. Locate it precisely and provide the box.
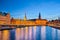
[0,0,60,20]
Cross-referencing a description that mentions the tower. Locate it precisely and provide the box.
[24,13,27,20]
[39,12,41,19]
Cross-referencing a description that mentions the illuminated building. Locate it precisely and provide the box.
[0,12,47,26]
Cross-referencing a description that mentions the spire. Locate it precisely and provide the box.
[39,12,41,19]
[24,13,27,20]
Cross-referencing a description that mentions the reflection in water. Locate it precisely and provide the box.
[33,26,36,40]
[41,26,46,40]
[20,28,25,40]
[25,27,28,40]
[57,29,60,40]
[15,28,21,40]
[36,26,41,40]
[0,26,60,40]
[10,29,15,40]
[28,27,32,40]
[46,26,52,40]
[32,27,35,40]
[0,31,2,40]
[52,28,58,40]
[52,28,56,40]
[2,30,9,40]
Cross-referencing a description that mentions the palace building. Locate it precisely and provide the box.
[0,12,10,24]
[0,12,48,26]
[11,12,48,26]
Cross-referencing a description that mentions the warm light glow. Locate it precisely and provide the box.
[41,26,46,40]
[2,30,9,40]
[25,27,28,40]
[0,31,2,40]
[15,28,21,40]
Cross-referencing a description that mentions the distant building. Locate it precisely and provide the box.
[11,12,47,26]
[49,19,60,24]
[0,12,10,24]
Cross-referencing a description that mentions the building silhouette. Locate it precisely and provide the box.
[39,12,41,19]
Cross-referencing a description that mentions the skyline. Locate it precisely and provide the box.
[0,0,60,20]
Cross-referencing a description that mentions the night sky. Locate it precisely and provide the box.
[0,0,60,20]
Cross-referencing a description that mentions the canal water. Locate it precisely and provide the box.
[0,26,60,40]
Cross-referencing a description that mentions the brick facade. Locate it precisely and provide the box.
[0,12,10,24]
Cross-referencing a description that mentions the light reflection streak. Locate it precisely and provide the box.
[25,27,28,40]
[15,28,21,40]
[41,26,46,40]
[2,30,10,40]
[52,28,56,40]
[20,28,25,40]
[34,26,36,40]
[0,31,2,40]
[28,27,32,40]
[57,29,60,40]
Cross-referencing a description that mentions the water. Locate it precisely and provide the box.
[0,26,60,40]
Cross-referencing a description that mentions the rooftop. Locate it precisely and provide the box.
[0,12,8,16]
